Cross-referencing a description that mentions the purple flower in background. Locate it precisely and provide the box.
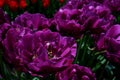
[2,28,76,77]
[13,12,49,30]
[0,23,11,50]
[81,1,115,34]
[0,8,10,40]
[54,9,82,21]
[51,1,115,39]
[0,23,11,41]
[80,2,115,51]
[103,25,120,64]
[2,27,32,71]
[103,0,120,12]
[0,9,10,47]
[51,9,83,38]
[0,8,10,25]
[96,25,120,64]
[55,64,96,80]
[62,0,92,9]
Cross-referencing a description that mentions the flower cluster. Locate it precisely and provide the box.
[50,0,115,39]
[1,0,120,80]
[0,6,96,80]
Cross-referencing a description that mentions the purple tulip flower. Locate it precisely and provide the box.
[96,25,120,64]
[62,0,92,9]
[0,9,10,25]
[0,9,10,47]
[104,0,120,12]
[51,1,115,39]
[51,8,83,38]
[2,28,76,77]
[55,64,96,80]
[13,12,49,30]
[81,1,115,34]
[103,25,120,64]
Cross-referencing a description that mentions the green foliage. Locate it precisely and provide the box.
[73,33,117,80]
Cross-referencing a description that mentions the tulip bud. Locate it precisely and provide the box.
[19,0,27,9]
[42,0,50,8]
[0,0,5,7]
[8,0,18,11]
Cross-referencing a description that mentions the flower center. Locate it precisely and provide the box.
[32,54,37,59]
[45,42,56,59]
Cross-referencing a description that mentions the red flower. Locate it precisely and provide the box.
[59,0,64,3]
[8,0,18,11]
[42,0,50,8]
[19,0,27,9]
[31,0,37,4]
[0,0,5,7]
